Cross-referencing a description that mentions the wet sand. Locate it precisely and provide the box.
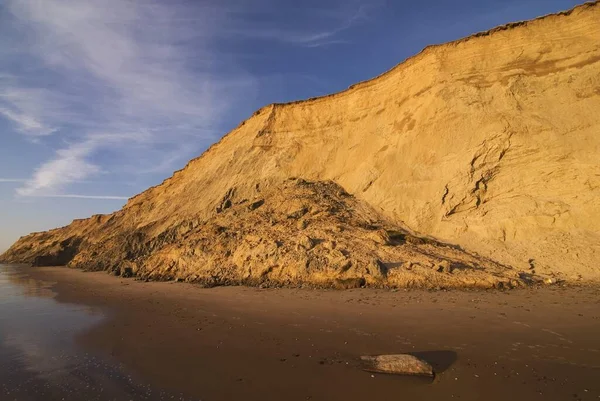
[0,265,197,401]
[16,266,600,401]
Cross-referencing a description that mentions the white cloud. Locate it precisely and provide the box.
[9,0,221,121]
[227,0,382,48]
[0,178,26,183]
[16,140,100,196]
[0,85,64,137]
[16,132,152,196]
[28,194,130,200]
[224,2,372,47]
[2,0,256,197]
[0,107,56,137]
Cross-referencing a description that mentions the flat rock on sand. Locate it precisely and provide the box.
[360,354,434,377]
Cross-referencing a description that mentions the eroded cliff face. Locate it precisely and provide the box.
[2,2,599,287]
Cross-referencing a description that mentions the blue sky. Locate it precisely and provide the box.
[0,0,582,252]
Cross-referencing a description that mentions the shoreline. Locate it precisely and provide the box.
[12,261,598,291]
[13,265,600,401]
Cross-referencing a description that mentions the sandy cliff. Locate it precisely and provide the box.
[2,2,599,288]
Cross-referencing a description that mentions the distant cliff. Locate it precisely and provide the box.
[3,1,599,288]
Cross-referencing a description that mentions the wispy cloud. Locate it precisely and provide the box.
[16,140,100,196]
[16,132,154,196]
[226,3,372,47]
[0,179,26,183]
[0,107,56,137]
[0,83,62,137]
[27,194,130,200]
[2,0,256,197]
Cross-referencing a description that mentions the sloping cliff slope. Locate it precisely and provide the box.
[2,2,599,287]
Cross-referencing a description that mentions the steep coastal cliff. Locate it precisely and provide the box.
[3,2,599,288]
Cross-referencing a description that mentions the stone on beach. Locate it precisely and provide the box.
[360,354,434,377]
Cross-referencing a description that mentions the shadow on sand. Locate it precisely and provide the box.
[409,350,458,374]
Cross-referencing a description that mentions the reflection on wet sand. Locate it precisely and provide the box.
[0,264,195,401]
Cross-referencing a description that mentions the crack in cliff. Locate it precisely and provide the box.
[441,185,450,205]
[445,127,514,217]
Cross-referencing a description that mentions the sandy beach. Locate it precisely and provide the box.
[9,266,599,401]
